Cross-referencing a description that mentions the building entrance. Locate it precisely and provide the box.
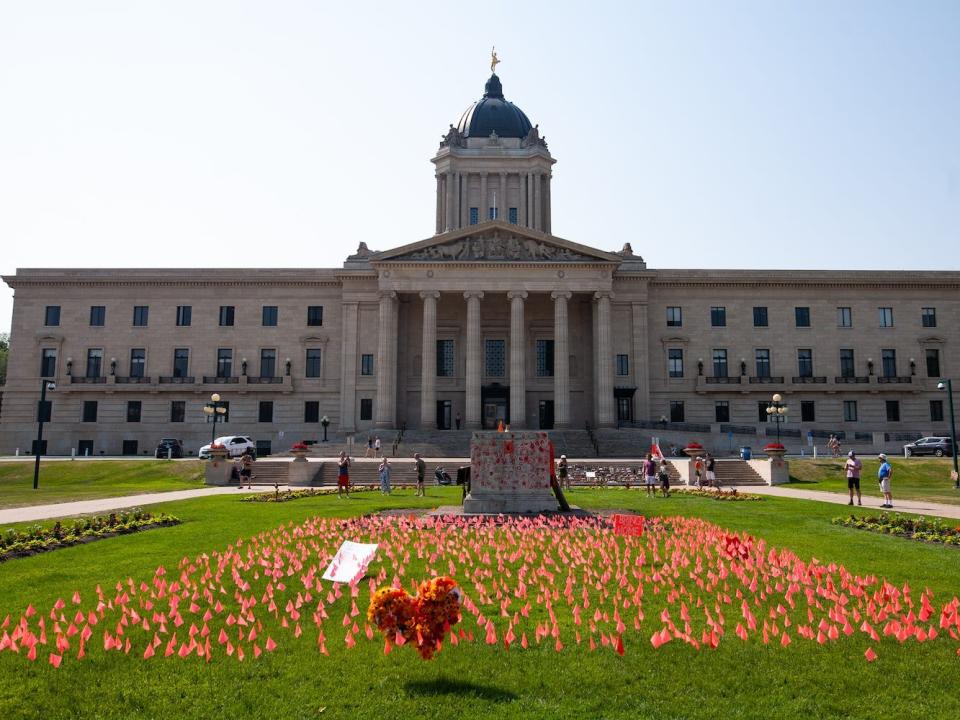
[538,400,555,429]
[481,384,509,429]
[436,400,452,430]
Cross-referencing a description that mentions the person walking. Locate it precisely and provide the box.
[557,454,569,490]
[378,458,392,494]
[337,451,351,498]
[643,453,657,497]
[374,435,382,458]
[657,457,671,497]
[844,450,862,506]
[239,450,255,490]
[414,452,426,497]
[878,453,894,508]
[694,456,704,488]
[365,435,373,458]
[705,454,717,487]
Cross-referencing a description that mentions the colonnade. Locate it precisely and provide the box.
[437,171,551,234]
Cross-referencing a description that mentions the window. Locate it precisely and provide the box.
[361,354,374,376]
[753,307,768,327]
[258,401,273,423]
[616,354,629,376]
[666,307,682,327]
[133,306,149,326]
[130,348,146,378]
[127,401,142,423]
[926,349,940,378]
[669,401,685,423]
[260,349,276,378]
[360,398,373,421]
[304,401,320,423]
[37,399,52,423]
[170,401,185,423]
[879,307,893,327]
[485,339,505,377]
[715,401,730,423]
[217,349,232,378]
[173,348,189,377]
[710,306,726,327]
[176,305,192,326]
[930,400,944,422]
[839,349,855,378]
[843,400,858,422]
[45,306,61,326]
[219,306,235,326]
[755,349,771,378]
[797,349,813,378]
[469,207,479,225]
[306,349,322,378]
[76,440,92,456]
[535,340,554,377]
[795,307,810,327]
[881,349,897,378]
[488,206,497,220]
[438,339,457,377]
[82,400,98,423]
[217,402,230,422]
[885,400,900,422]
[837,307,852,328]
[86,348,103,378]
[90,306,106,326]
[307,306,323,326]
[758,401,770,423]
[801,400,815,422]
[31,440,49,455]
[711,349,728,378]
[122,440,139,456]
[262,306,278,326]
[922,307,937,328]
[508,207,518,224]
[668,349,684,378]
[40,349,57,377]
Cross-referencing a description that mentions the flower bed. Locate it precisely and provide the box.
[832,513,960,546]
[763,443,785,450]
[0,509,180,562]
[671,487,764,501]
[240,486,398,503]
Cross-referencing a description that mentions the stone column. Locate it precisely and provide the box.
[374,292,397,429]
[339,301,359,431]
[552,291,571,428]
[534,173,542,231]
[544,174,551,233]
[435,175,443,234]
[464,291,484,429]
[445,171,455,231]
[499,172,507,220]
[594,291,615,427]
[479,173,488,222]
[420,291,440,428]
[508,291,528,428]
[520,175,527,227]
[631,301,650,422]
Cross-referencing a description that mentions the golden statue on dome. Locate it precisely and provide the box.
[490,46,500,74]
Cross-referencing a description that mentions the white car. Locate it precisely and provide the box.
[199,436,256,459]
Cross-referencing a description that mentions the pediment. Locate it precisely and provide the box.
[371,221,622,264]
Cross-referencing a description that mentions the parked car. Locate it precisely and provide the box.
[155,438,184,459]
[199,436,256,459]
[903,436,954,457]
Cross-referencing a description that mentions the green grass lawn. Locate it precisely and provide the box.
[0,460,205,509]
[0,487,959,720]
[785,457,960,505]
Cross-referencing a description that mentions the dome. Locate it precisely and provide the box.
[455,74,533,139]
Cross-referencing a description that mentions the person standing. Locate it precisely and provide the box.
[374,435,382,458]
[414,452,426,497]
[557,454,569,490]
[455,412,462,430]
[878,453,893,508]
[844,450,862,506]
[337,451,351,498]
[705,454,717,487]
[378,458,392,494]
[643,453,657,497]
[365,435,373,458]
[657,457,671,497]
[694,456,704,488]
[239,450,255,490]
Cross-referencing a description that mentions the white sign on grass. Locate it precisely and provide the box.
[322,541,379,584]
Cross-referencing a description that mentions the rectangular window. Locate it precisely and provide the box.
[173,348,189,378]
[485,339,506,377]
[712,349,728,378]
[218,401,230,423]
[262,306,278,326]
[130,348,146,378]
[710,306,726,327]
[217,349,232,377]
[926,348,940,378]
[666,307,682,327]
[668,348,684,378]
[40,348,57,377]
[755,349,771,378]
[535,339,554,377]
[170,401,185,423]
[260,349,276,378]
[837,307,852,328]
[469,207,479,225]
[219,306,235,326]
[885,400,900,422]
[753,307,768,327]
[122,440,139,456]
[86,348,103,378]
[133,305,149,326]
[797,349,813,378]
[840,349,855,378]
[801,400,815,422]
[37,399,52,423]
[930,400,944,422]
[437,339,456,377]
[508,207,518,225]
[304,401,320,423]
[879,307,893,327]
[922,307,937,328]
[176,305,192,327]
[489,206,497,220]
[843,400,858,422]
[90,305,106,326]
[307,306,323,326]
[359,398,373,421]
[306,349,322,378]
[45,305,61,326]
[127,400,142,423]
[881,349,897,378]
[360,354,374,376]
[795,307,810,327]
[669,401,685,423]
[82,400,98,423]
[258,401,273,423]
[616,354,629,376]
[715,401,730,423]
[758,401,770,423]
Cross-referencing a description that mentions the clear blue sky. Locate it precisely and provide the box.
[1,1,958,333]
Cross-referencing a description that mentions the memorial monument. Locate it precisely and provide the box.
[463,431,560,513]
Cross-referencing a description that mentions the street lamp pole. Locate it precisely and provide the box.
[766,393,788,445]
[938,379,959,489]
[203,393,227,445]
[321,415,330,442]
[33,380,56,490]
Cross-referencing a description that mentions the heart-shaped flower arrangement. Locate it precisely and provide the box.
[367,576,462,659]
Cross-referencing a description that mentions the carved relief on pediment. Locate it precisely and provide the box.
[394,231,596,262]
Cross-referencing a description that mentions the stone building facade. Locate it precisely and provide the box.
[2,72,958,456]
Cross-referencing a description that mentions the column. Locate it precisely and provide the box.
[594,291,615,427]
[552,291,571,428]
[479,173,488,222]
[374,292,397,429]
[544,174,551,233]
[458,173,466,229]
[520,175,527,227]
[499,172,507,221]
[508,291,528,428]
[435,175,443,234]
[631,301,650,422]
[445,171,455,231]
[534,173,542,232]
[464,291,484,429]
[420,291,440,428]
[339,302,359,432]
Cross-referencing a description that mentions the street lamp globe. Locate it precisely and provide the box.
[203,406,214,415]
[211,393,221,402]
[938,381,946,391]
[772,393,782,403]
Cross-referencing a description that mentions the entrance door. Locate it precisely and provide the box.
[538,400,555,430]
[616,396,633,425]
[481,385,510,429]
[436,400,452,430]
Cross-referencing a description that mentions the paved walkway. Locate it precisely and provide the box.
[730,484,960,520]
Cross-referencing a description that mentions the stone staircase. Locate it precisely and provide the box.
[313,459,458,487]
[710,460,767,486]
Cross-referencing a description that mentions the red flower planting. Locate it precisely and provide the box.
[763,443,786,450]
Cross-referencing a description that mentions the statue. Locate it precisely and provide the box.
[522,124,548,149]
[440,124,464,148]
[490,46,500,74]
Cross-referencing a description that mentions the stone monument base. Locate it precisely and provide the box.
[462,431,559,514]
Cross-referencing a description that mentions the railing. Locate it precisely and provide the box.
[247,376,283,384]
[877,376,912,384]
[765,427,801,438]
[203,376,240,384]
[71,376,106,384]
[158,376,195,384]
[584,422,600,456]
[706,376,741,384]
[792,376,827,384]
[748,376,784,384]
[114,376,152,384]
[835,376,870,383]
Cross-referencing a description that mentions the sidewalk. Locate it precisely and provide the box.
[731,484,960,520]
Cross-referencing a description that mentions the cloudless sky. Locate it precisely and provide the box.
[1,1,958,333]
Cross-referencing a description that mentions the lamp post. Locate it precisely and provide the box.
[937,380,959,488]
[321,415,330,442]
[766,393,788,444]
[33,380,56,489]
[202,393,227,445]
